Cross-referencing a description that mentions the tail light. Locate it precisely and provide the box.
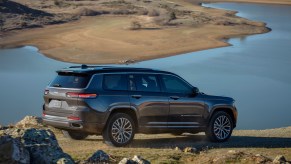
[66,92,97,98]
[67,116,81,120]
[44,89,49,95]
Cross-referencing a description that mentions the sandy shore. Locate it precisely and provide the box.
[0,0,283,64]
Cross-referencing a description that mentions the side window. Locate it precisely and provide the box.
[161,75,192,94]
[103,74,127,91]
[129,74,161,92]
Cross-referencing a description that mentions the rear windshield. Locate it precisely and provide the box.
[49,72,91,88]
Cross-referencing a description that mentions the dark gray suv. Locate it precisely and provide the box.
[43,65,237,147]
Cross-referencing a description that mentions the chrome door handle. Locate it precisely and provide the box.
[170,96,180,100]
[132,95,142,99]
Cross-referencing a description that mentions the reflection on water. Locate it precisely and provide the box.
[0,3,291,129]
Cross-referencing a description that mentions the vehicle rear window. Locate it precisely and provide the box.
[50,72,91,88]
[103,74,128,91]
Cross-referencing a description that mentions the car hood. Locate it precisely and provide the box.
[199,93,235,103]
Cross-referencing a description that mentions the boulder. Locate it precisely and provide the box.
[86,150,110,163]
[22,128,74,164]
[0,135,30,164]
[15,116,43,129]
[273,155,287,163]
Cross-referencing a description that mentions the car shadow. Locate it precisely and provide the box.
[128,134,291,149]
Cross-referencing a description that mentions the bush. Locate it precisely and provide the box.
[147,9,160,17]
[129,21,141,30]
[76,8,102,16]
[169,12,176,20]
[54,0,63,6]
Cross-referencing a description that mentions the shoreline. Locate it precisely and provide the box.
[0,0,279,64]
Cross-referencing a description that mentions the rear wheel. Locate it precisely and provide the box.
[62,130,88,140]
[206,111,233,142]
[103,113,135,147]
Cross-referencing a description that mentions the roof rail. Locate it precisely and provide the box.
[68,65,112,69]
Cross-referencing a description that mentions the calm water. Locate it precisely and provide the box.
[1,3,291,129]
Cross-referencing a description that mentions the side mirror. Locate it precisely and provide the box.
[192,87,199,95]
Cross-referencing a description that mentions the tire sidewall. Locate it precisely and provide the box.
[106,113,135,147]
[207,111,233,142]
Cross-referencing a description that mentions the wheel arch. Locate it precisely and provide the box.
[209,106,237,128]
[106,106,139,132]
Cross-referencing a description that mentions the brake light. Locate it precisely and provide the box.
[44,90,49,95]
[42,112,46,117]
[66,92,97,98]
[67,116,81,120]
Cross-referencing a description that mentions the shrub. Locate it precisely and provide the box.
[129,21,141,30]
[147,9,160,17]
[54,0,63,6]
[169,12,176,20]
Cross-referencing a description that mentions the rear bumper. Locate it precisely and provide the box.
[43,115,104,134]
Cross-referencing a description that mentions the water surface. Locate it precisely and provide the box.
[1,3,291,129]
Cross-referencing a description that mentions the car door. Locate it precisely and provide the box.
[128,73,169,129]
[160,74,205,128]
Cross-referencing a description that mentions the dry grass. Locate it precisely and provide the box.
[55,127,291,163]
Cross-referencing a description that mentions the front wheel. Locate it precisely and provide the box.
[103,113,135,147]
[206,111,233,142]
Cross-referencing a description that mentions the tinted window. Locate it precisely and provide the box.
[50,73,91,88]
[103,74,127,91]
[161,75,192,93]
[129,74,161,92]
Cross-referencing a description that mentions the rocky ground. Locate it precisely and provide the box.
[1,116,291,163]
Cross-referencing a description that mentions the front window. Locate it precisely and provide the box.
[161,74,192,94]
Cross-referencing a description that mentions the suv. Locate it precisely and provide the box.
[43,65,237,147]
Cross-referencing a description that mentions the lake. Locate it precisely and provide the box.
[0,3,291,129]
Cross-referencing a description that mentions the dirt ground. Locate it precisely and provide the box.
[55,126,291,163]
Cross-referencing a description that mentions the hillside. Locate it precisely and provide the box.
[0,0,270,64]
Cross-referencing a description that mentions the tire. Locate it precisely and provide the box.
[102,113,135,147]
[206,111,233,142]
[62,130,88,140]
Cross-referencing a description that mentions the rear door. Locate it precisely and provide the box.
[128,74,169,128]
[44,72,92,117]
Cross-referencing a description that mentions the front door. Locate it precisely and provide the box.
[160,74,205,128]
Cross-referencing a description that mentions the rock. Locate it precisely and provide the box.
[22,128,74,164]
[87,150,110,163]
[254,154,271,163]
[15,116,43,128]
[183,147,198,153]
[119,59,136,64]
[174,147,180,151]
[118,156,150,164]
[119,158,135,164]
[273,155,287,163]
[0,135,30,163]
[132,155,150,164]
